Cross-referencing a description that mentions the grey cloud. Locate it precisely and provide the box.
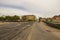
[0,0,60,17]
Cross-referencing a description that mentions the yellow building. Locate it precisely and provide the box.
[22,15,37,21]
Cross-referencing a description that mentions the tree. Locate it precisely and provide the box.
[39,17,42,22]
[12,15,20,21]
[5,16,12,21]
[5,15,20,22]
[0,16,5,21]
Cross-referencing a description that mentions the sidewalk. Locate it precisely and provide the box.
[39,22,60,38]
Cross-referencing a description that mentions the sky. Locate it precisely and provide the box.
[0,0,60,18]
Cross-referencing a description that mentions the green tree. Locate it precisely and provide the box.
[5,15,20,22]
[0,16,5,21]
[12,15,20,21]
[5,16,12,21]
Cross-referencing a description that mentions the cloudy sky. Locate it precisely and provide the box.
[0,0,60,18]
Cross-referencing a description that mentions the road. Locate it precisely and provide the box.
[28,22,60,40]
[0,22,60,40]
[0,22,34,40]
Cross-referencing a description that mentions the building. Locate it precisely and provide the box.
[52,15,60,23]
[22,15,37,21]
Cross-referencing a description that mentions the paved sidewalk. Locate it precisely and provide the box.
[39,22,60,38]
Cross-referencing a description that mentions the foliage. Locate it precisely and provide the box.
[0,16,5,21]
[0,15,20,22]
[46,19,53,23]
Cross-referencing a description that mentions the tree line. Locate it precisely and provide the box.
[0,15,20,22]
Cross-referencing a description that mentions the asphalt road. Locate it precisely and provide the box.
[28,22,60,40]
[0,22,34,40]
[0,22,60,40]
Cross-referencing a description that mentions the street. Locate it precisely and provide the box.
[27,22,60,40]
[0,22,34,40]
[0,22,60,40]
